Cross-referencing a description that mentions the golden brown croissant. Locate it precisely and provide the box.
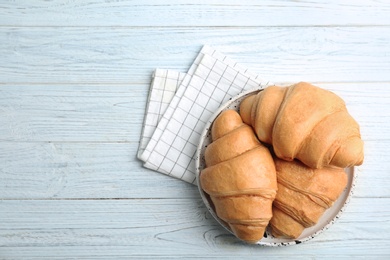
[269,158,348,239]
[269,206,305,239]
[200,110,277,243]
[239,82,364,169]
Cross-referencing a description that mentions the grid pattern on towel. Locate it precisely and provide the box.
[137,69,186,159]
[139,46,216,170]
[140,46,269,185]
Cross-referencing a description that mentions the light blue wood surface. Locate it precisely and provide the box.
[1,1,389,258]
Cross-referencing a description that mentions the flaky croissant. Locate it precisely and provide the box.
[269,158,348,239]
[200,110,277,243]
[240,82,364,169]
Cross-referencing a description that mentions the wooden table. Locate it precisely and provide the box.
[1,1,389,258]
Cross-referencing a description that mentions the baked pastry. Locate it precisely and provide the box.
[269,206,305,239]
[239,82,364,169]
[269,158,348,239]
[200,110,277,243]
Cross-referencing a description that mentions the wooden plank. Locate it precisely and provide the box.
[0,84,149,142]
[0,141,199,199]
[1,0,390,27]
[0,82,389,142]
[0,198,389,258]
[1,27,390,84]
[0,1,388,258]
[0,140,388,199]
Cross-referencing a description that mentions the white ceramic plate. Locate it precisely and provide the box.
[194,88,356,246]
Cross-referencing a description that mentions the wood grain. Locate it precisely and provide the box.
[0,198,389,258]
[0,142,199,199]
[0,83,388,141]
[1,27,390,84]
[0,84,148,142]
[1,0,390,27]
[1,0,389,258]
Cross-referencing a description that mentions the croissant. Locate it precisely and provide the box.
[239,82,364,169]
[270,206,305,239]
[200,110,278,243]
[269,158,348,239]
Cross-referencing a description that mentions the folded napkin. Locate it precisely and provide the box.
[137,69,186,159]
[138,45,270,185]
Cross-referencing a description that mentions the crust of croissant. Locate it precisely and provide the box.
[272,82,346,162]
[201,146,278,197]
[297,109,363,168]
[275,158,348,208]
[271,158,348,238]
[204,124,260,167]
[331,135,364,168]
[273,183,326,227]
[211,195,273,224]
[239,82,364,168]
[270,206,304,239]
[252,86,288,144]
[211,109,244,141]
[240,94,256,126]
[200,109,277,243]
[229,224,267,244]
[239,86,287,144]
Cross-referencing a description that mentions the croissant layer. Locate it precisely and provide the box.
[270,159,348,238]
[269,207,304,239]
[200,110,277,243]
[240,82,364,169]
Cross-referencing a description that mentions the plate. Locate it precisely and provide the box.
[194,88,356,246]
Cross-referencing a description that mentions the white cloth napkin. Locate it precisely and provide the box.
[138,45,270,185]
[137,69,186,159]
